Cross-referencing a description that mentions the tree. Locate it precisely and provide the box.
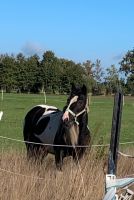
[0,54,16,92]
[120,48,134,95]
[120,48,134,75]
[26,54,40,93]
[92,59,104,95]
[83,60,94,78]
[83,60,95,92]
[15,53,27,92]
[126,75,134,95]
[0,50,110,94]
[105,65,119,94]
[40,51,62,93]
[93,59,104,82]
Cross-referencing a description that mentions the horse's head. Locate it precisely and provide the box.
[62,84,88,146]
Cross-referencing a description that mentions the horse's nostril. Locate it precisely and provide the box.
[64,118,69,123]
[64,119,71,128]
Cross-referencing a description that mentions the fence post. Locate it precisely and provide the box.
[104,91,123,200]
[108,91,123,175]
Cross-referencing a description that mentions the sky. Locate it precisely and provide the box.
[0,0,134,69]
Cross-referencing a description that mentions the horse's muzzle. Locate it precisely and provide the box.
[63,119,74,129]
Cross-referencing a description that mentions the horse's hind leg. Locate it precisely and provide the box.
[26,144,48,164]
[26,144,38,163]
[25,143,35,159]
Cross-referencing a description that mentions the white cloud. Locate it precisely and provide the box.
[112,53,124,61]
[21,42,44,56]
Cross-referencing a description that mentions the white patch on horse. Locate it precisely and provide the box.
[36,105,59,124]
[37,104,58,116]
[37,104,57,109]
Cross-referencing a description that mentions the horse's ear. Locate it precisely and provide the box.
[82,84,87,95]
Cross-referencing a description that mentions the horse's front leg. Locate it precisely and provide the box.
[55,148,64,171]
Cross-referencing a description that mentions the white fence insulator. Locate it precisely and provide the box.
[104,175,134,200]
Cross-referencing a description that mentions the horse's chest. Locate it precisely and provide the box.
[34,111,63,153]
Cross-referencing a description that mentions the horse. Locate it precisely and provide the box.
[23,84,91,170]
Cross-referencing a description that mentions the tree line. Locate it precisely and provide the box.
[0,49,134,95]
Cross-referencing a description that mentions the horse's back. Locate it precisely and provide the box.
[23,105,63,146]
[23,105,59,141]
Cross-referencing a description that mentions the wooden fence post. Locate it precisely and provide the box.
[108,91,123,175]
[104,91,134,200]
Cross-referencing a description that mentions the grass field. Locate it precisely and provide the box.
[0,93,134,200]
[0,93,134,148]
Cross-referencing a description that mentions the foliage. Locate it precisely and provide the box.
[0,54,16,92]
[126,74,134,95]
[0,51,89,94]
[120,48,134,95]
[104,65,119,94]
[0,48,134,95]
[120,48,134,75]
[92,59,104,95]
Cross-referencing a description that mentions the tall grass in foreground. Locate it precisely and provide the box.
[0,148,133,200]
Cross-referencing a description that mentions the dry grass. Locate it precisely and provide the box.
[0,147,133,200]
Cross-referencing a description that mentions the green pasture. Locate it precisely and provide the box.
[0,93,134,149]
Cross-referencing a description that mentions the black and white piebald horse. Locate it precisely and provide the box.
[23,84,91,170]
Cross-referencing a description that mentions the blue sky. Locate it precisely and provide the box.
[0,0,134,68]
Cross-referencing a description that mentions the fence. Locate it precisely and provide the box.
[104,91,134,200]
